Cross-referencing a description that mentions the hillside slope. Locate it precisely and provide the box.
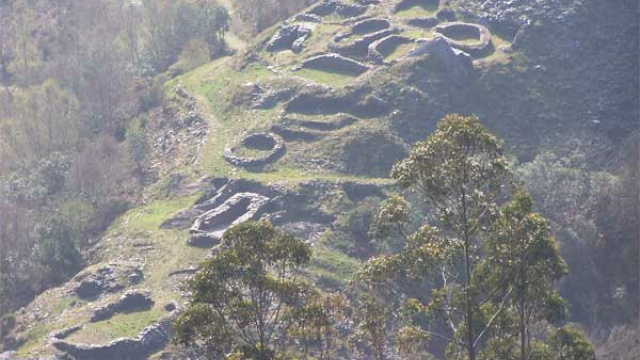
[2,0,637,359]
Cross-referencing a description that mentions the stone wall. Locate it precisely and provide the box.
[302,53,371,75]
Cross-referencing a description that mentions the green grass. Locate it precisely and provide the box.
[124,196,199,232]
[403,27,436,40]
[395,3,439,19]
[384,42,417,62]
[66,309,164,344]
[308,244,362,285]
[15,324,51,357]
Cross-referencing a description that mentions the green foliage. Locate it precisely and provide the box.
[7,80,79,160]
[549,326,596,360]
[142,0,230,72]
[34,212,83,283]
[357,115,586,360]
[174,220,314,360]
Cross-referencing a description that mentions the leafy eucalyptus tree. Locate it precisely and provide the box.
[356,114,573,360]
[174,220,312,360]
[482,192,568,360]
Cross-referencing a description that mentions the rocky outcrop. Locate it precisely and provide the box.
[189,192,271,245]
[435,21,492,56]
[52,316,174,360]
[73,263,144,300]
[408,36,474,82]
[302,53,371,75]
[267,24,313,53]
[90,291,154,323]
[223,132,285,168]
[307,0,368,19]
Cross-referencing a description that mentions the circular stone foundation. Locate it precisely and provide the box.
[435,21,491,56]
[224,132,285,167]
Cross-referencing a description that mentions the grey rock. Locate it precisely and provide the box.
[190,192,271,242]
[267,24,313,53]
[294,13,322,23]
[408,36,474,82]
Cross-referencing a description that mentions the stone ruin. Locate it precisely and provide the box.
[89,290,154,323]
[333,18,391,42]
[288,113,359,131]
[223,132,285,168]
[52,313,175,360]
[163,177,336,243]
[329,28,400,58]
[435,21,492,56]
[407,17,439,28]
[271,124,323,142]
[267,23,314,53]
[285,87,391,118]
[271,113,359,142]
[368,35,414,63]
[188,192,271,247]
[302,53,371,75]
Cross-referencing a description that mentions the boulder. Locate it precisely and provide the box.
[408,36,474,82]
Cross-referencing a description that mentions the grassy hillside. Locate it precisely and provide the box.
[3,0,637,359]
